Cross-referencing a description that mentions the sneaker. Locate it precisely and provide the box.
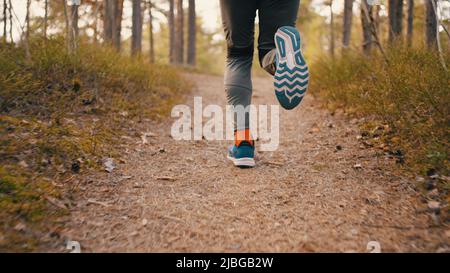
[274,26,309,110]
[227,129,255,168]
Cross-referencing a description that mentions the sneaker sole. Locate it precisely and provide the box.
[274,26,309,110]
[227,156,256,168]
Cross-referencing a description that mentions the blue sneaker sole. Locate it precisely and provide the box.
[274,26,309,110]
[226,155,255,168]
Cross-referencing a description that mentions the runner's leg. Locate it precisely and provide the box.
[220,0,258,130]
[258,0,300,75]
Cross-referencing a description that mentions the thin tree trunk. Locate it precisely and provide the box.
[187,0,196,66]
[388,0,403,44]
[131,0,143,55]
[430,0,447,70]
[395,0,404,38]
[329,0,334,57]
[25,0,31,59]
[63,0,70,51]
[426,0,437,49]
[8,0,12,42]
[175,0,184,64]
[374,5,382,45]
[103,0,114,44]
[361,0,389,63]
[169,0,175,63]
[342,0,353,52]
[388,0,395,42]
[148,1,154,63]
[93,0,99,44]
[361,0,372,55]
[70,2,79,52]
[113,0,123,50]
[3,0,7,42]
[44,0,48,38]
[406,0,414,47]
[373,5,380,35]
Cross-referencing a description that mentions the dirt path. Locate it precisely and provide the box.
[63,74,448,252]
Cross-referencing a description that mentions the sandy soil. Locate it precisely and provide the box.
[61,74,448,252]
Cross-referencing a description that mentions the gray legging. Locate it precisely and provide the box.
[220,0,300,130]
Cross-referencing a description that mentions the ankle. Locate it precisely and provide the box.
[235,129,254,147]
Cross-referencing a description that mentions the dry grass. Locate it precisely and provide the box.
[0,37,189,251]
[310,47,450,178]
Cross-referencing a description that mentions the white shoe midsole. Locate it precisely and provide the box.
[227,156,255,167]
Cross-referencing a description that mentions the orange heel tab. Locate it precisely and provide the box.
[235,129,254,147]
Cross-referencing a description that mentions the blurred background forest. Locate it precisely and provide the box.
[2,1,450,71]
[0,0,449,251]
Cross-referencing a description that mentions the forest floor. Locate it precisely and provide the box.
[60,73,448,252]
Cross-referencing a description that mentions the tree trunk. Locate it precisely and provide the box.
[44,0,48,38]
[406,0,413,46]
[187,0,196,66]
[3,0,7,42]
[361,0,388,62]
[25,0,31,59]
[8,0,12,42]
[62,0,70,51]
[372,5,380,36]
[93,0,99,44]
[148,1,155,63]
[113,0,123,50]
[175,0,184,64]
[70,3,79,52]
[103,0,114,44]
[329,0,334,57]
[425,0,437,49]
[361,0,372,55]
[103,0,123,49]
[342,0,353,52]
[169,0,175,63]
[131,0,143,55]
[388,0,403,44]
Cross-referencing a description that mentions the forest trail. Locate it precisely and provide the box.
[62,73,447,252]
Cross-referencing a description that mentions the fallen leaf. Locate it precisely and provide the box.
[141,135,148,144]
[104,158,115,173]
[427,201,440,212]
[14,222,26,231]
[18,160,29,168]
[309,124,320,133]
[427,189,439,198]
